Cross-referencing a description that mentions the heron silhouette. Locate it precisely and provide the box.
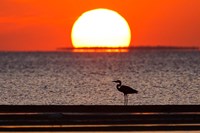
[113,80,138,105]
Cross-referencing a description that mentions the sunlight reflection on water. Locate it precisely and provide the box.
[0,50,200,105]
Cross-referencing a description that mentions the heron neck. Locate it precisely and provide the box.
[117,83,121,89]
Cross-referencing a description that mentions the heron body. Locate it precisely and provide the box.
[113,80,138,105]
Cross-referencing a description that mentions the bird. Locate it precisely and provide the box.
[113,80,138,105]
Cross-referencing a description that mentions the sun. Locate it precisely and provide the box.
[71,8,131,48]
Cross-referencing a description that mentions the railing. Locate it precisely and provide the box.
[0,105,199,131]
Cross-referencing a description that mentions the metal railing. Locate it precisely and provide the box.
[0,105,199,131]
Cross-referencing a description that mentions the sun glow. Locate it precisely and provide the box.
[72,48,129,53]
[71,8,131,48]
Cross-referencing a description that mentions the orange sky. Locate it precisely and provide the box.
[0,0,200,51]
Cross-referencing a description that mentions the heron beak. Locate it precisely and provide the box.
[112,81,117,83]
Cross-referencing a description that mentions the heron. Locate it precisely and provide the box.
[113,80,138,105]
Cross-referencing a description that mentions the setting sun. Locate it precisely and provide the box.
[71,8,131,48]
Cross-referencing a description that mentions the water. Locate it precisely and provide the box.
[0,50,200,105]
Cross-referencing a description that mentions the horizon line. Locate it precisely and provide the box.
[58,46,200,50]
[0,46,199,52]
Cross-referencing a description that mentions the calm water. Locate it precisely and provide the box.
[0,50,200,105]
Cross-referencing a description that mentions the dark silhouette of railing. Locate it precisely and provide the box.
[0,105,199,131]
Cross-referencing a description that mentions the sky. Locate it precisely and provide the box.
[0,0,200,51]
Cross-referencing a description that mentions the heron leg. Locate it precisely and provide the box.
[127,95,128,105]
[124,94,126,105]
[124,94,128,105]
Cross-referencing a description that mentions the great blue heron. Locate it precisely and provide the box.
[113,80,138,105]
